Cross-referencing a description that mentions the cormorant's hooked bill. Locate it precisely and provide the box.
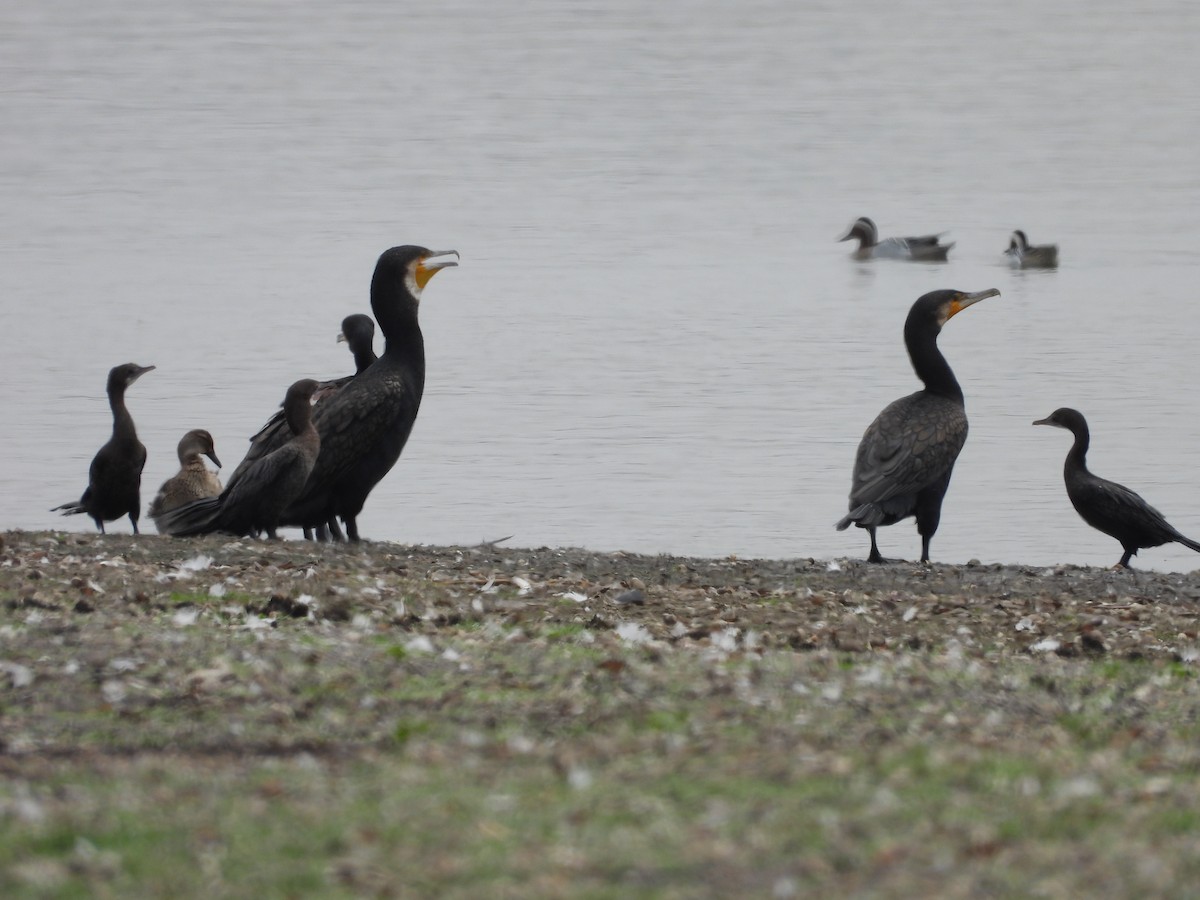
[415,249,460,288]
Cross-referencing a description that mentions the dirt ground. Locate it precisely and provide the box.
[2,530,1200,897]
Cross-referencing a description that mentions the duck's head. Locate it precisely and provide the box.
[838,216,878,248]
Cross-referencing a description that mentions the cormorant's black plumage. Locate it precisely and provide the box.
[227,246,457,541]
[836,288,999,562]
[1034,407,1200,568]
[230,312,378,541]
[53,363,155,534]
[338,313,378,376]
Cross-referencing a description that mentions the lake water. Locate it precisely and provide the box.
[4,0,1200,570]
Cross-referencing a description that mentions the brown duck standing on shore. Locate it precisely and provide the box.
[153,379,322,540]
[53,363,155,534]
[148,429,223,526]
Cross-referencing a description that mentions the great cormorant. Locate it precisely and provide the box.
[836,288,1000,562]
[228,246,457,541]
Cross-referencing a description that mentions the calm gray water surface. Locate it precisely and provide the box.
[4,0,1200,569]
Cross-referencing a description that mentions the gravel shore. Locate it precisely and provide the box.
[3,529,1200,897]
[4,529,1200,664]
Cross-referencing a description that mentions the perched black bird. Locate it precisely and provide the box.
[337,313,378,376]
[232,313,378,541]
[53,363,155,533]
[838,216,954,261]
[836,288,1000,562]
[232,245,458,541]
[148,429,223,524]
[1033,407,1200,568]
[154,379,322,539]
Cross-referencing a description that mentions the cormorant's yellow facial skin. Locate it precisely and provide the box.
[947,288,1000,321]
[414,250,460,289]
[414,259,440,290]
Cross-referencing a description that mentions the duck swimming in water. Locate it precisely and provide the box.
[1005,230,1058,268]
[838,216,954,262]
[148,429,223,525]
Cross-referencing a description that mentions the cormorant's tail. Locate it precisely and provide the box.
[1174,533,1200,555]
[836,503,884,531]
[153,496,224,537]
[51,502,86,517]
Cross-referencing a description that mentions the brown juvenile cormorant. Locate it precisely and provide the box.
[232,312,377,541]
[838,216,954,262]
[148,429,223,524]
[1033,407,1200,568]
[1005,230,1059,268]
[53,363,155,533]
[836,288,1000,562]
[232,245,458,541]
[154,379,322,539]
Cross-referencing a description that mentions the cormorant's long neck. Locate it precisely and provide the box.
[905,320,962,402]
[285,399,313,437]
[354,346,378,375]
[109,387,137,442]
[1065,423,1090,474]
[373,278,425,383]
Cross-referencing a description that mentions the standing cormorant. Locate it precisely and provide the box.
[53,363,155,533]
[836,289,1000,562]
[232,312,377,541]
[148,429,223,524]
[1033,407,1200,568]
[337,313,378,375]
[154,379,322,539]
[838,216,954,262]
[1005,230,1059,268]
[233,245,457,541]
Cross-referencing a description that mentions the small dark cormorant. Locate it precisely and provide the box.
[1033,407,1200,568]
[53,363,155,533]
[1005,230,1059,268]
[148,429,223,525]
[338,313,378,375]
[838,216,954,262]
[836,288,1000,563]
[154,379,322,539]
[231,312,377,541]
[235,245,457,541]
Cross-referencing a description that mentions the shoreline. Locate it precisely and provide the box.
[4,528,1200,896]
[4,529,1199,663]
